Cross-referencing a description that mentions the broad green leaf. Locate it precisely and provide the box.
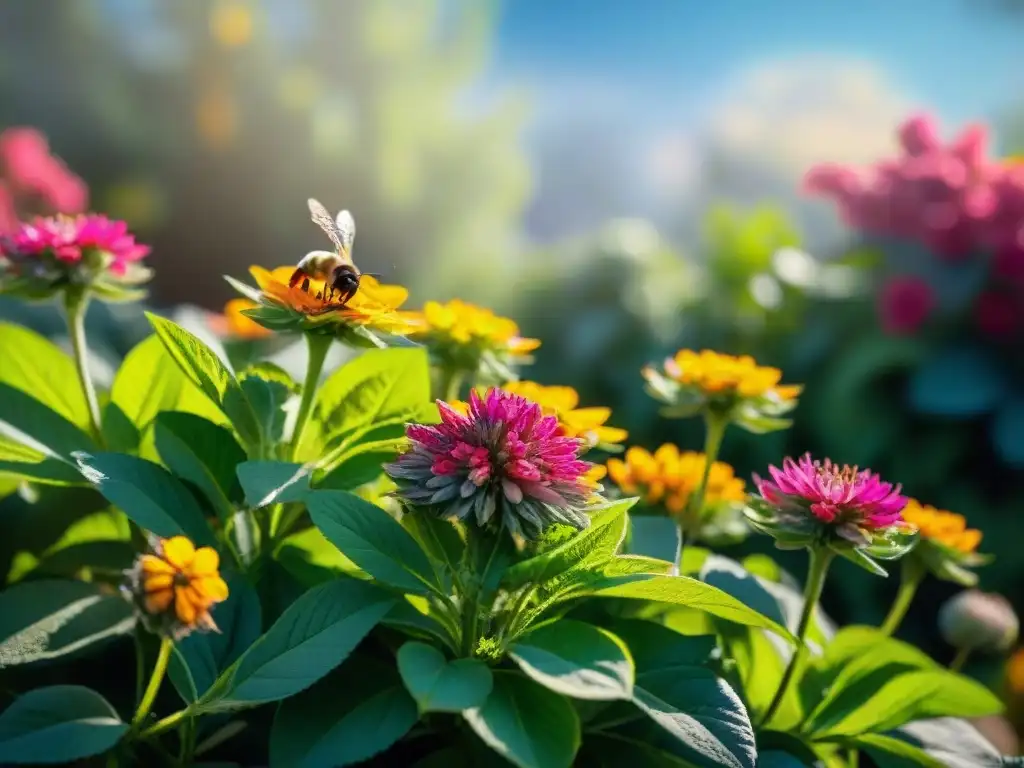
[101,402,141,453]
[110,334,224,434]
[0,323,88,427]
[719,626,797,729]
[238,368,292,448]
[808,669,1004,738]
[847,734,946,768]
[613,621,756,768]
[0,685,128,764]
[237,461,311,507]
[6,508,132,583]
[146,313,261,449]
[307,490,441,596]
[316,445,401,490]
[275,526,365,587]
[302,347,431,459]
[0,580,135,667]
[501,499,634,590]
[169,574,262,703]
[578,732,705,767]
[382,598,458,654]
[858,717,1004,768]
[510,620,633,701]
[200,578,395,711]
[0,383,95,462]
[397,641,493,713]
[464,673,580,768]
[75,452,215,546]
[589,573,793,639]
[155,411,246,520]
[270,657,417,768]
[0,432,85,485]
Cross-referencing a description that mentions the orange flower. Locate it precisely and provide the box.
[137,536,229,635]
[901,499,982,554]
[209,298,273,339]
[501,381,627,447]
[410,299,540,355]
[243,265,421,336]
[606,444,745,515]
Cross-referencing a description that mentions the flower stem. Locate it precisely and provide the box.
[880,557,925,636]
[63,288,104,445]
[683,411,728,542]
[288,333,332,460]
[758,546,834,728]
[137,707,190,741]
[950,646,972,673]
[440,367,466,402]
[131,636,173,730]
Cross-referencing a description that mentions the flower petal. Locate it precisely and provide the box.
[161,537,196,569]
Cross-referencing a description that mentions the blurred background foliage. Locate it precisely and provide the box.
[1,0,1023,705]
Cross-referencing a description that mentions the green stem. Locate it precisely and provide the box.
[131,636,173,730]
[683,411,729,542]
[288,333,332,460]
[461,529,501,657]
[63,289,104,444]
[440,367,466,402]
[847,748,859,768]
[758,546,834,728]
[880,557,925,636]
[137,707,190,741]
[950,646,972,673]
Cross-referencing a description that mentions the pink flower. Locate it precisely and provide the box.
[878,276,935,335]
[0,128,87,213]
[385,388,595,539]
[898,114,941,157]
[0,214,149,275]
[753,453,907,547]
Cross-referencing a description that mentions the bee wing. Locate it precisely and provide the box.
[335,210,355,252]
[307,198,345,253]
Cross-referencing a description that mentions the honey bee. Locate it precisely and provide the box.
[289,199,376,305]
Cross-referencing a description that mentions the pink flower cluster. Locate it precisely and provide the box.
[1,214,150,275]
[0,128,87,233]
[805,114,1024,338]
[385,388,594,538]
[754,453,907,546]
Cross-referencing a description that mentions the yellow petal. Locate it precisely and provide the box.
[193,575,230,602]
[189,547,220,577]
[175,585,199,626]
[594,425,629,444]
[162,537,196,570]
[143,573,175,593]
[140,554,176,575]
[145,588,174,614]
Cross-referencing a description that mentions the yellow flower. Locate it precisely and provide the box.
[606,444,745,516]
[411,299,540,355]
[209,298,273,339]
[657,349,801,401]
[133,536,229,636]
[240,265,422,338]
[502,381,628,448]
[901,499,982,554]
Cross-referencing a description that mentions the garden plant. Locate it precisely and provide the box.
[0,195,1017,768]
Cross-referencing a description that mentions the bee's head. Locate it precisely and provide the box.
[330,265,360,295]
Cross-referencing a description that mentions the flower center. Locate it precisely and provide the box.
[816,462,859,485]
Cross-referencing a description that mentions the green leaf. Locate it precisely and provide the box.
[589,573,793,640]
[807,668,1004,738]
[6,508,133,583]
[237,461,311,507]
[155,412,246,521]
[303,347,432,459]
[0,432,86,485]
[613,621,756,768]
[110,334,225,435]
[464,673,580,768]
[578,732,706,767]
[858,717,1004,768]
[0,383,96,462]
[0,580,135,667]
[719,626,797,729]
[0,685,128,764]
[307,490,441,596]
[238,371,292,448]
[101,401,141,453]
[846,734,946,768]
[397,641,493,713]
[275,527,365,587]
[146,313,261,449]
[510,620,633,701]
[501,499,634,591]
[270,657,417,768]
[76,452,215,546]
[0,323,88,427]
[169,574,262,703]
[200,578,395,711]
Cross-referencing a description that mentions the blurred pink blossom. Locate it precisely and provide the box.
[878,276,935,335]
[0,127,88,220]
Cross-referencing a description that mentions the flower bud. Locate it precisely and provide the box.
[939,590,1019,653]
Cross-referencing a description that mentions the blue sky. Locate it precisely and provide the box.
[491,0,1023,126]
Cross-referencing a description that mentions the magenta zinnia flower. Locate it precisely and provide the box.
[745,454,916,568]
[2,214,149,274]
[385,388,597,539]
